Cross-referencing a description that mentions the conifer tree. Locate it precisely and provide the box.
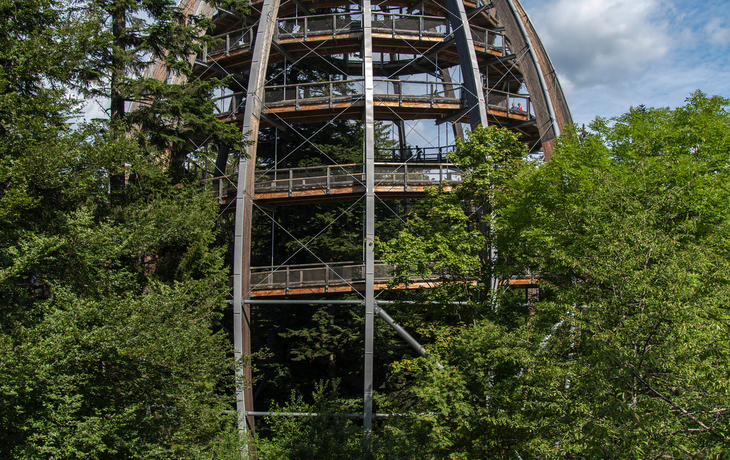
[0,1,247,457]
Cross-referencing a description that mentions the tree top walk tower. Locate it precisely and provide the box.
[177,0,572,448]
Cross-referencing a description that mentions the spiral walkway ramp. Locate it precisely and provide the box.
[169,0,572,444]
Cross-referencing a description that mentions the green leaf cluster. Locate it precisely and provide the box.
[377,93,730,458]
[0,0,242,457]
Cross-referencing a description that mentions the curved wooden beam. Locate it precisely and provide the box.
[492,0,573,159]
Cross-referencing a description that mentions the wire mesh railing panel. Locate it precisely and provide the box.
[371,14,394,31]
[374,263,393,280]
[248,261,456,291]
[391,16,420,33]
[470,26,506,55]
[332,264,364,281]
[423,17,448,35]
[291,176,327,188]
[301,266,327,284]
[484,89,534,117]
[373,169,405,183]
[330,173,365,186]
[277,17,305,37]
[277,13,363,39]
[206,28,254,57]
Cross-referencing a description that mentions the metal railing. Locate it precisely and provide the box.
[202,27,255,59]
[250,261,436,292]
[470,25,509,56]
[263,80,365,106]
[248,261,534,294]
[277,12,363,39]
[212,78,463,116]
[210,81,533,119]
[372,78,462,104]
[371,12,450,38]
[199,13,508,59]
[375,145,456,162]
[254,162,464,194]
[202,162,464,201]
[485,88,534,118]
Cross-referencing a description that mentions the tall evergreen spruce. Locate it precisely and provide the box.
[0,0,247,458]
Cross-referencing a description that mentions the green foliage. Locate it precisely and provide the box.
[0,0,241,457]
[67,0,245,163]
[380,93,730,458]
[255,381,362,460]
[378,125,528,319]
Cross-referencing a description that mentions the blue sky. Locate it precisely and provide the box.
[520,0,730,126]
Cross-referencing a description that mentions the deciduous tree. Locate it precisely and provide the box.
[378,93,730,458]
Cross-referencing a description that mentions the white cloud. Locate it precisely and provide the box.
[705,18,730,46]
[516,0,730,126]
[524,0,673,88]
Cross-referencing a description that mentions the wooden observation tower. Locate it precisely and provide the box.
[176,0,572,442]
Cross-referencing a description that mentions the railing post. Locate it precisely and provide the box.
[288,169,293,196]
[295,83,299,109]
[404,163,408,191]
[304,16,308,40]
[226,33,230,56]
[286,266,290,294]
[218,176,224,204]
[326,165,331,193]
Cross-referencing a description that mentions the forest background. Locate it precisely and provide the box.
[1,0,729,459]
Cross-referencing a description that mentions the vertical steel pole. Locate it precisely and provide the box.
[233,0,280,449]
[361,0,376,452]
[444,0,487,128]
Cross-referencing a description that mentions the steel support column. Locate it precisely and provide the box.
[445,0,488,128]
[233,0,281,442]
[361,0,376,449]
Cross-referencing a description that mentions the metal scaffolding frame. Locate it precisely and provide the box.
[150,0,576,455]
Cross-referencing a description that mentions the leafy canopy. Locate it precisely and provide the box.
[378,92,730,459]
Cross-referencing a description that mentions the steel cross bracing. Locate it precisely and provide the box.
[162,0,575,450]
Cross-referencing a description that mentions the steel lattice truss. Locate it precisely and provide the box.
[156,0,572,445]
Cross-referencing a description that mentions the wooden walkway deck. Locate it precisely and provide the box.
[203,162,464,206]
[247,261,537,297]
